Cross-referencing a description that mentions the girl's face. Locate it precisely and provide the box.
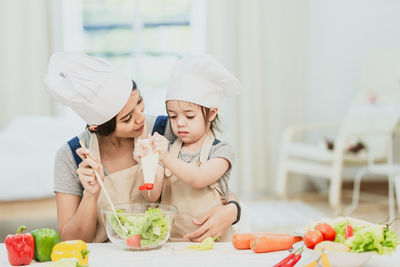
[167,100,213,144]
[114,90,145,138]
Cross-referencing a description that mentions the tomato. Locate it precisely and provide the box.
[315,223,336,241]
[303,230,324,249]
[126,234,141,247]
[345,224,354,239]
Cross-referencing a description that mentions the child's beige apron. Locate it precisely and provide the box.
[90,126,148,243]
[161,133,235,242]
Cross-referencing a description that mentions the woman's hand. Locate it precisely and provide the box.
[151,132,169,160]
[76,147,103,196]
[133,140,149,163]
[184,203,237,242]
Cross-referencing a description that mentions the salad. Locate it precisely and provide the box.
[109,208,169,248]
[303,217,399,255]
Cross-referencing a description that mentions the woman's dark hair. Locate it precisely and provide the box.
[87,80,137,136]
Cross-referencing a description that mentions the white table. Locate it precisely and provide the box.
[1,243,399,267]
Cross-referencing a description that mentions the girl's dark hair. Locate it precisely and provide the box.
[88,80,137,136]
[166,101,221,134]
[201,106,221,134]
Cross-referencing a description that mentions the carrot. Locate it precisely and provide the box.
[232,233,302,250]
[250,235,303,253]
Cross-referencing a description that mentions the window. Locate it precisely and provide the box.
[81,0,206,116]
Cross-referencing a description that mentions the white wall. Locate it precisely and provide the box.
[307,0,400,124]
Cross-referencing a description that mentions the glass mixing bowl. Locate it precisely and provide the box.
[101,203,176,250]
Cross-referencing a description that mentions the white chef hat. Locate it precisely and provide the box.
[44,52,133,125]
[166,54,241,108]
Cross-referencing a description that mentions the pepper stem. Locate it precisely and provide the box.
[16,225,27,234]
[81,249,90,259]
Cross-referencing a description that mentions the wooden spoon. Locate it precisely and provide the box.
[79,140,128,234]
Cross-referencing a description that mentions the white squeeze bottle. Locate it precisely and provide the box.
[138,139,159,191]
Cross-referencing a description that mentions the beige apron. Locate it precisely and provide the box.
[161,132,235,242]
[91,126,148,243]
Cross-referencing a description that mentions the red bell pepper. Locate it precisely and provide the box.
[5,225,35,266]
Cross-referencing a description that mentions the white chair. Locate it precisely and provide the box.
[345,126,400,221]
[276,96,400,211]
[276,50,400,212]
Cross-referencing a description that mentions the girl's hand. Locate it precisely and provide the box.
[76,147,103,196]
[184,204,237,242]
[151,132,169,160]
[133,140,149,162]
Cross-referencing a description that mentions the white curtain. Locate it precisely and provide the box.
[206,0,308,197]
[0,0,57,130]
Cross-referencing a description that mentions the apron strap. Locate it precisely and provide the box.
[198,132,215,164]
[199,133,226,202]
[89,132,101,161]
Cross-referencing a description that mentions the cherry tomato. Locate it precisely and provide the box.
[315,223,336,241]
[126,234,141,247]
[345,224,354,239]
[304,230,324,249]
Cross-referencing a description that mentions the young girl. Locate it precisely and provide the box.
[134,54,241,241]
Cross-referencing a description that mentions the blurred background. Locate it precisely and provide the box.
[1,0,400,240]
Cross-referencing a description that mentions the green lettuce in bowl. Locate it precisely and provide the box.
[102,203,176,250]
[333,217,398,255]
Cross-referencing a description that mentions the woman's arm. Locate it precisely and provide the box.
[55,146,103,242]
[56,191,99,242]
[185,189,239,242]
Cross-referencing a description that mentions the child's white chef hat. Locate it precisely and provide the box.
[44,52,132,125]
[166,54,241,108]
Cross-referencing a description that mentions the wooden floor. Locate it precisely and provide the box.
[0,181,399,240]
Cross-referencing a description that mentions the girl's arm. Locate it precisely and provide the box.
[152,132,230,189]
[161,155,230,189]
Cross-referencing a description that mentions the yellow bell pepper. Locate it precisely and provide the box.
[51,240,89,266]
[321,252,331,267]
[302,260,318,267]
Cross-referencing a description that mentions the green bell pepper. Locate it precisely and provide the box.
[31,228,61,262]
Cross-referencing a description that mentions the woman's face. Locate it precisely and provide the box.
[114,90,145,138]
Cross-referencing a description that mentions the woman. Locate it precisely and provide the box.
[44,52,240,243]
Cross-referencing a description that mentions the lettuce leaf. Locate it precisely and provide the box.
[333,220,399,255]
[110,211,130,240]
[109,208,169,247]
[344,225,384,254]
[333,221,361,244]
[382,227,399,254]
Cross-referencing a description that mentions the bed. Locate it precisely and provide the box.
[0,115,85,201]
